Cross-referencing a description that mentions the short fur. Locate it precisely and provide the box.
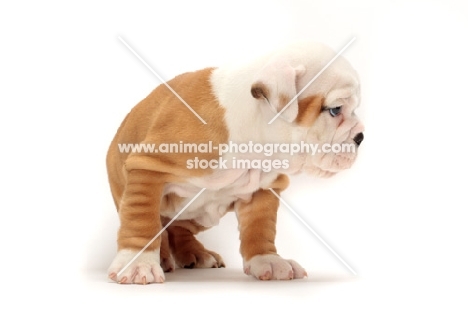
[107,42,364,283]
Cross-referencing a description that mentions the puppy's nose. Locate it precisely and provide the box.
[353,132,364,146]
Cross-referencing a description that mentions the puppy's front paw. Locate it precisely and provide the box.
[108,249,165,284]
[243,254,307,280]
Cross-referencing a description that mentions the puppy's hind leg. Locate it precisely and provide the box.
[167,221,225,269]
[160,230,176,272]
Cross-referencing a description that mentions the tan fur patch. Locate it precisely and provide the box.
[107,68,229,250]
[296,95,324,127]
[159,230,173,271]
[117,169,165,250]
[236,174,289,261]
[166,222,225,268]
[269,173,289,191]
[107,67,229,205]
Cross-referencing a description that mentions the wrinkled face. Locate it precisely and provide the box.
[250,46,364,177]
[300,89,364,177]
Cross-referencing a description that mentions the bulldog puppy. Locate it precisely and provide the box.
[106,42,364,284]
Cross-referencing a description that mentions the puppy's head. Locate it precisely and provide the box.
[298,77,364,178]
[250,43,364,177]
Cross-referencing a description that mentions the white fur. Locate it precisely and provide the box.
[161,42,363,227]
[108,249,164,284]
[162,169,279,227]
[244,254,308,280]
[211,41,362,178]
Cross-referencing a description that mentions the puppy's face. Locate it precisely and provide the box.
[250,44,364,177]
[301,86,364,178]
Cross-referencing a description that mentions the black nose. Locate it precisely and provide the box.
[353,132,364,146]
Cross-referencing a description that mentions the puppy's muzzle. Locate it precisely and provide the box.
[353,132,364,146]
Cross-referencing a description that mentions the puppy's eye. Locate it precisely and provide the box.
[329,106,342,117]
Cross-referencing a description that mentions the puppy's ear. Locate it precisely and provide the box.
[251,63,305,122]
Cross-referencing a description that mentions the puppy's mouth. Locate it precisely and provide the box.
[302,148,358,178]
[304,166,338,178]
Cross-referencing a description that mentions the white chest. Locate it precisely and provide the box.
[161,169,278,227]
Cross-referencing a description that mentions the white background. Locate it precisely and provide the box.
[1,0,467,309]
